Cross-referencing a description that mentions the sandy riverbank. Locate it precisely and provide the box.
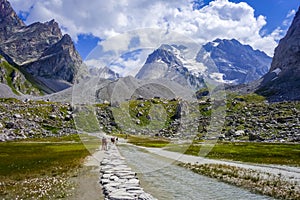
[68,146,105,200]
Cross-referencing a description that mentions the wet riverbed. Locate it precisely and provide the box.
[119,145,273,200]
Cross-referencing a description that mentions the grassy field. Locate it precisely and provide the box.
[166,142,300,166]
[127,135,170,148]
[126,135,300,166]
[0,134,100,199]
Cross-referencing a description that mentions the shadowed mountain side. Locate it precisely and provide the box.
[228,7,300,102]
[255,7,300,102]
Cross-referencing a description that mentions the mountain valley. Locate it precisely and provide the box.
[0,1,300,200]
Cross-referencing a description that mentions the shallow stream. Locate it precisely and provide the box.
[119,145,273,200]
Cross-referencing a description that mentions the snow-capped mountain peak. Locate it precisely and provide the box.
[136,38,272,90]
[202,38,272,84]
[136,44,205,90]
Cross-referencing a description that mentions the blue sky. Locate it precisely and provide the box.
[10,0,299,59]
[75,34,101,60]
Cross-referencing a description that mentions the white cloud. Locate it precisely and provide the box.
[268,9,296,44]
[283,9,296,26]
[286,9,296,18]
[109,49,152,77]
[9,0,37,12]
[85,50,153,77]
[9,0,291,57]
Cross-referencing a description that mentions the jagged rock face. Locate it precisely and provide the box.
[25,35,81,83]
[257,7,300,102]
[0,0,82,93]
[0,20,63,65]
[203,39,271,84]
[0,0,25,41]
[270,8,300,74]
[136,45,185,80]
[136,40,271,90]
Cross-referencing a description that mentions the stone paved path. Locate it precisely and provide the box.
[99,144,157,200]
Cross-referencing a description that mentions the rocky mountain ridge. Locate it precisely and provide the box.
[89,66,120,81]
[203,39,271,84]
[136,39,272,91]
[0,0,25,41]
[0,0,82,93]
[136,44,206,90]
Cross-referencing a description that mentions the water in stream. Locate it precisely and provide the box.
[119,145,273,200]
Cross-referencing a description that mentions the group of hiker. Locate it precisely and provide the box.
[101,136,118,151]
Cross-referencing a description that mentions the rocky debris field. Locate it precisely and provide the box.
[95,94,300,143]
[203,97,300,142]
[1,93,300,143]
[100,145,157,200]
[0,98,76,141]
[96,104,120,134]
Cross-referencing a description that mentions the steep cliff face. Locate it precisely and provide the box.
[24,35,82,91]
[256,7,300,102]
[0,20,63,65]
[0,0,82,93]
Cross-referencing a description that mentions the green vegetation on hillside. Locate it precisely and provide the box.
[128,98,179,127]
[0,98,76,138]
[0,56,41,95]
[73,105,100,133]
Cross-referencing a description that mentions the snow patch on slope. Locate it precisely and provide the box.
[272,68,281,75]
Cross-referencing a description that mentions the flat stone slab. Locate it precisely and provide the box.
[99,145,157,200]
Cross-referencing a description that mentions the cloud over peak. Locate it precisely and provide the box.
[9,0,295,56]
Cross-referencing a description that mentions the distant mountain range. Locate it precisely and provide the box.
[0,0,299,103]
[89,66,120,81]
[135,39,272,89]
